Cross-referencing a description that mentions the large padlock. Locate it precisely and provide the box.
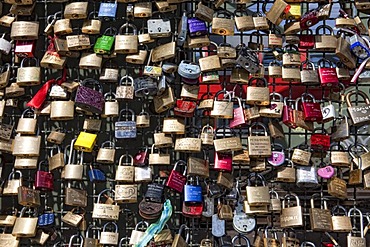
[248,122,272,158]
[166,160,187,193]
[16,108,37,135]
[234,9,254,31]
[3,170,23,196]
[336,31,356,69]
[309,195,333,232]
[115,23,138,54]
[318,58,339,87]
[100,222,119,245]
[331,205,352,232]
[115,109,137,139]
[16,57,40,86]
[94,27,116,55]
[34,160,53,191]
[12,133,41,157]
[347,208,367,247]
[210,90,233,119]
[149,144,170,165]
[66,32,91,51]
[246,173,270,206]
[246,77,270,106]
[264,0,289,25]
[75,78,104,114]
[299,29,315,49]
[12,207,38,238]
[282,44,301,67]
[148,13,172,38]
[195,2,214,23]
[281,193,303,228]
[92,189,120,221]
[301,93,323,122]
[330,143,350,167]
[211,10,235,36]
[17,186,40,207]
[129,221,149,246]
[300,60,319,85]
[97,141,115,164]
[346,90,370,126]
[315,25,337,52]
[153,86,175,113]
[10,21,39,40]
[293,98,314,131]
[184,177,203,204]
[50,99,74,121]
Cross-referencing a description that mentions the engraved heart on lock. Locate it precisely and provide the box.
[317,165,335,179]
[267,143,285,166]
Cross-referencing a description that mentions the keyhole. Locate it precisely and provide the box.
[158,27,161,32]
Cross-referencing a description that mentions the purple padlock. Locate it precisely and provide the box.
[187,17,208,38]
[267,143,285,166]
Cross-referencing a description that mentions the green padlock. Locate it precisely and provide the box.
[94,27,116,54]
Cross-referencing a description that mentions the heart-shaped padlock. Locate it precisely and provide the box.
[317,165,335,179]
[267,143,285,166]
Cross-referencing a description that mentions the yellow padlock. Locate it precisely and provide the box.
[74,131,97,152]
[286,4,301,20]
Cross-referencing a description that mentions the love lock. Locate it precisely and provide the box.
[267,143,285,166]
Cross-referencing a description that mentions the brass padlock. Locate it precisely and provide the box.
[46,130,65,145]
[248,122,271,158]
[16,57,40,86]
[103,92,119,118]
[153,86,175,113]
[64,2,88,19]
[149,144,170,165]
[10,21,39,40]
[16,108,37,135]
[330,143,350,167]
[152,39,176,62]
[48,146,64,171]
[97,141,116,164]
[3,171,23,195]
[281,193,303,228]
[347,208,367,247]
[134,2,152,18]
[163,117,185,135]
[126,44,148,64]
[269,190,281,213]
[217,199,233,220]
[115,23,138,54]
[328,175,347,200]
[82,11,101,34]
[292,145,312,166]
[79,53,102,70]
[331,205,352,232]
[50,100,74,121]
[246,173,270,206]
[246,77,270,106]
[309,195,333,232]
[66,33,91,51]
[210,90,233,119]
[253,12,269,30]
[136,111,150,128]
[195,2,214,23]
[276,159,296,183]
[265,0,289,25]
[263,227,280,247]
[315,25,337,52]
[212,10,235,36]
[12,207,38,238]
[234,9,254,31]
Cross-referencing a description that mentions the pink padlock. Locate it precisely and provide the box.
[317,164,335,179]
[230,97,246,128]
[267,143,285,166]
[214,152,233,172]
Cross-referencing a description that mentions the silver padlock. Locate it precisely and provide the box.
[296,165,319,188]
[0,33,12,55]
[321,101,336,123]
[147,13,171,38]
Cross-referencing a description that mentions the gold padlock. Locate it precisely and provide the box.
[136,111,150,128]
[48,146,64,171]
[79,53,102,70]
[246,77,270,106]
[16,58,41,86]
[64,2,88,19]
[115,23,138,54]
[149,144,170,165]
[235,9,254,32]
[97,141,116,164]
[246,173,270,206]
[103,92,119,118]
[16,108,37,135]
[12,134,41,157]
[276,159,296,183]
[211,10,235,36]
[195,2,214,23]
[82,11,102,34]
[12,207,38,238]
[248,122,271,158]
[315,25,337,52]
[153,87,175,113]
[134,2,152,18]
[309,195,333,232]
[331,205,352,232]
[281,193,303,228]
[50,100,74,121]
[10,21,39,40]
[199,54,221,72]
[210,90,233,119]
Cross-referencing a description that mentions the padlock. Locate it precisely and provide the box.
[331,115,350,142]
[83,118,102,132]
[66,32,90,51]
[138,26,155,44]
[35,160,53,191]
[145,180,165,203]
[12,207,38,238]
[268,60,282,78]
[74,131,97,153]
[82,12,101,34]
[102,92,119,118]
[277,159,296,183]
[12,131,41,157]
[300,7,320,30]
[267,143,286,166]
[336,31,357,70]
[321,100,336,123]
[347,208,367,247]
[260,93,284,118]
[299,29,315,49]
[264,0,289,25]
[248,122,272,158]
[211,10,235,36]
[281,229,300,247]
[178,61,201,80]
[50,99,74,121]
[293,98,314,131]
[309,195,333,232]
[253,12,269,30]
[214,129,242,153]
[263,227,280,247]
[349,144,370,171]
[330,143,350,167]
[84,225,101,247]
[286,3,301,20]
[166,160,187,193]
[328,174,348,200]
[234,9,254,32]
[48,145,64,171]
[62,207,85,227]
[10,21,39,40]
[346,90,370,126]
[115,23,138,54]
[153,86,175,113]
[300,93,323,122]
[100,222,119,245]
[136,111,150,128]
[92,189,120,221]
[296,165,319,188]
[217,199,233,220]
[163,116,185,135]
[17,185,41,207]
[79,52,102,70]
[184,177,203,204]
[200,125,214,146]
[3,171,22,196]
[115,109,137,139]
[300,60,319,85]
[310,128,330,151]
[134,2,152,18]
[151,37,176,63]
[281,193,303,228]
[0,34,11,55]
[248,31,264,51]
[336,61,351,81]
[315,25,337,52]
[331,205,352,232]
[187,151,210,178]
[115,154,134,183]
[282,97,297,129]
[172,224,189,247]
[115,183,137,204]
[64,2,88,19]
[16,108,37,135]
[98,0,117,20]
[318,58,339,87]
[246,173,270,206]
[236,46,260,74]
[149,144,170,165]
[148,13,172,38]
[129,221,149,246]
[75,78,104,114]
[230,97,246,128]
[246,77,270,106]
[282,45,301,67]
[0,64,10,89]
[116,75,134,101]
[0,14,16,28]
[210,90,233,119]
[94,27,116,55]
[97,141,115,164]
[269,190,281,213]
[16,57,40,86]
[63,141,84,180]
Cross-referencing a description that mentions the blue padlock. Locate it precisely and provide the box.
[184,177,203,204]
[115,109,137,139]
[187,17,208,38]
[38,207,55,227]
[98,1,117,21]
[88,164,106,183]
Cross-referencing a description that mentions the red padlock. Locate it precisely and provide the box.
[134,146,149,166]
[15,40,35,58]
[300,8,319,30]
[229,97,246,128]
[310,128,331,151]
[166,160,187,193]
[282,97,297,129]
[182,201,203,218]
[299,29,315,49]
[214,151,233,172]
[174,99,197,118]
[318,58,339,87]
[35,161,54,191]
[301,93,323,122]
